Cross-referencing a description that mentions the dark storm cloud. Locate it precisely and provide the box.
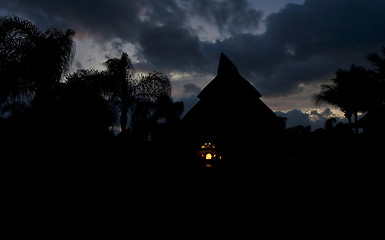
[0,0,142,40]
[204,34,285,77]
[183,0,263,36]
[2,0,385,97]
[136,0,264,72]
[204,0,385,96]
[257,56,338,96]
[138,24,212,72]
[0,0,261,73]
[264,0,385,60]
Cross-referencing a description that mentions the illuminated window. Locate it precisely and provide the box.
[206,153,212,160]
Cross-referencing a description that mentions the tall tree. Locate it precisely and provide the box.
[316,64,375,133]
[103,52,135,131]
[0,16,41,102]
[368,46,385,106]
[0,16,75,114]
[57,70,115,138]
[101,53,171,132]
[368,46,385,80]
[30,27,75,101]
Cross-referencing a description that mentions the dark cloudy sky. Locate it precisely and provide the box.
[1,0,385,129]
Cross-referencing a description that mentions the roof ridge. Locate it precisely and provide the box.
[198,52,261,100]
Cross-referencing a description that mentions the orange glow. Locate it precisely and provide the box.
[201,143,216,149]
[205,163,213,168]
[206,153,212,160]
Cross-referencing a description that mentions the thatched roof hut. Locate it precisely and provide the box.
[183,53,282,161]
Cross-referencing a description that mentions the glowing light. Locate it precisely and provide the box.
[198,142,221,163]
[201,143,216,149]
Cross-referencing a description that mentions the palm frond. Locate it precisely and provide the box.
[136,71,171,101]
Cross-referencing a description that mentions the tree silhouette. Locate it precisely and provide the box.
[368,46,385,106]
[129,71,172,138]
[316,64,375,133]
[324,117,337,130]
[0,16,75,116]
[70,53,172,134]
[368,46,385,80]
[63,69,114,136]
[0,16,41,103]
[131,95,183,142]
[102,52,135,132]
[100,53,172,132]
[152,95,184,124]
[136,71,171,101]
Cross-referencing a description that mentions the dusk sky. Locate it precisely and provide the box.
[1,0,385,129]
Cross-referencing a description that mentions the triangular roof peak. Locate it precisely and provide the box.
[198,52,262,100]
[217,52,240,76]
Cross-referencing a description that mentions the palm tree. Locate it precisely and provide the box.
[136,71,171,101]
[57,70,115,137]
[102,52,135,131]
[368,46,385,106]
[316,64,375,133]
[0,16,42,103]
[0,16,75,114]
[102,53,171,132]
[368,46,385,80]
[30,27,75,101]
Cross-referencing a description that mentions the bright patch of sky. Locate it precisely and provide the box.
[250,0,305,17]
[73,37,140,72]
